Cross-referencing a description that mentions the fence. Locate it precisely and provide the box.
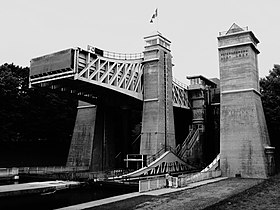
[177,170,221,187]
[138,170,221,192]
[18,166,89,174]
[139,175,167,192]
[0,168,19,178]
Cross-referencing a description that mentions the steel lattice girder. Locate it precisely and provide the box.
[75,50,143,100]
[172,82,190,109]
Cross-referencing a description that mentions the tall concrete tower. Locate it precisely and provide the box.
[218,24,271,178]
[140,32,176,156]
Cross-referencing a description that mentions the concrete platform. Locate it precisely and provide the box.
[56,177,228,210]
[0,180,80,197]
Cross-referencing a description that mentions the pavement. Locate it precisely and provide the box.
[0,180,80,197]
[56,177,229,210]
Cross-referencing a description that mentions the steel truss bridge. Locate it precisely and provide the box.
[30,47,190,109]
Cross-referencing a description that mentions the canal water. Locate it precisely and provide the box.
[0,143,137,209]
[0,181,138,209]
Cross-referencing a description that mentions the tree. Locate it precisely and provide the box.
[0,63,77,142]
[0,63,29,141]
[260,64,280,169]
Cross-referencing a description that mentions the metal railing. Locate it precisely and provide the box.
[176,129,196,154]
[219,26,248,36]
[177,128,199,157]
[146,145,178,165]
[173,77,188,90]
[103,51,144,60]
[18,166,89,174]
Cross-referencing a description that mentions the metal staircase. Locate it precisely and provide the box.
[176,128,200,160]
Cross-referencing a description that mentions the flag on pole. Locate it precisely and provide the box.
[150,8,158,23]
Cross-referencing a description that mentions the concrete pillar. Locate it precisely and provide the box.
[140,32,175,156]
[218,23,272,178]
[90,106,117,171]
[67,101,96,167]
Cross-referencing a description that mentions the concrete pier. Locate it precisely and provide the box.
[218,24,272,178]
[140,32,176,156]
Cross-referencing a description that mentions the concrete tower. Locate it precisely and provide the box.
[218,24,271,178]
[140,32,176,156]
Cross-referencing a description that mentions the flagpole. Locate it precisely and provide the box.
[150,8,159,33]
[156,8,159,33]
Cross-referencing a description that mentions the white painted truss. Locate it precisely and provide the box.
[172,80,190,109]
[30,47,190,108]
[75,48,190,108]
[75,49,144,100]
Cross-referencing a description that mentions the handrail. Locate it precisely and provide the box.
[178,128,199,157]
[186,129,199,150]
[146,146,166,165]
[103,51,144,60]
[87,45,144,60]
[179,129,196,152]
[201,153,220,173]
[146,145,178,165]
[172,77,188,90]
[131,134,141,145]
[218,26,248,36]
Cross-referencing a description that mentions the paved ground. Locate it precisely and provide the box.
[0,180,80,197]
[58,173,280,210]
[59,177,263,210]
[204,173,280,210]
[130,178,263,210]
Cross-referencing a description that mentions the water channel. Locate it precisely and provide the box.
[0,178,138,209]
[0,143,137,209]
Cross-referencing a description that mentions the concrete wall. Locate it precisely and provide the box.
[67,101,96,167]
[218,29,270,178]
[220,91,270,178]
[140,34,176,156]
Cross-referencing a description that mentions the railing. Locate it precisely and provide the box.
[177,128,199,157]
[89,169,135,181]
[103,51,144,60]
[18,166,89,174]
[146,146,166,165]
[219,26,248,36]
[146,145,178,165]
[176,129,196,154]
[173,77,188,90]
[0,168,18,177]
[201,154,220,173]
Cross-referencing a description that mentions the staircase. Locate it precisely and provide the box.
[176,128,200,162]
[144,127,201,169]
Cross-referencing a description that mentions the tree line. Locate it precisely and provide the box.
[260,64,280,164]
[0,63,77,143]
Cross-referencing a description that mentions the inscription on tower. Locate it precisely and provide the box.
[218,23,272,179]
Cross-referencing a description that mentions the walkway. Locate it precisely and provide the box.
[0,180,80,197]
[57,177,263,210]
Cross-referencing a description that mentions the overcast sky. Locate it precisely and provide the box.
[1,0,280,84]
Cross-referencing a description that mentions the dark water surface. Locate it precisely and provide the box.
[0,142,137,209]
[0,182,137,209]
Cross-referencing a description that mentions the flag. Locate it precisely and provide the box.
[150,8,158,23]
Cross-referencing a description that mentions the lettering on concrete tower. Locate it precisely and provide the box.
[218,23,273,178]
